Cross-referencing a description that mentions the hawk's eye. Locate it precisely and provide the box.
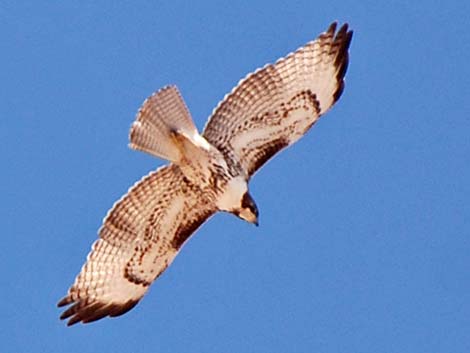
[241,193,251,208]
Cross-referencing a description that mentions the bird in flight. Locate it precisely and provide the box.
[58,22,353,325]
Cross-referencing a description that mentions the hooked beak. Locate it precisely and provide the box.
[237,209,258,226]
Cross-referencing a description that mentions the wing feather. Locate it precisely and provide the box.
[202,22,352,177]
[58,164,215,325]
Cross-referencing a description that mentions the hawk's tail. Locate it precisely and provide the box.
[129,85,200,163]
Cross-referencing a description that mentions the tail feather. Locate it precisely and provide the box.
[129,119,182,162]
[129,85,198,162]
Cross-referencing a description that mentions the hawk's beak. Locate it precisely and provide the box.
[238,192,259,226]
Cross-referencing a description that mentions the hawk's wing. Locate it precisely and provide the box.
[58,164,215,325]
[202,23,352,177]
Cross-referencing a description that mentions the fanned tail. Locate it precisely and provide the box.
[129,85,199,163]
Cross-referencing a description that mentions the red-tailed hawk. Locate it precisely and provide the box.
[58,22,353,325]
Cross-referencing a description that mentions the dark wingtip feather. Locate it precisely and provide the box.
[66,302,108,326]
[60,301,84,320]
[333,81,345,103]
[57,296,73,307]
[81,305,113,324]
[327,22,338,34]
[67,313,84,326]
[60,299,140,326]
[108,299,139,317]
[337,23,349,36]
[332,23,353,103]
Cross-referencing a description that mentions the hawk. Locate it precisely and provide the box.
[58,22,353,325]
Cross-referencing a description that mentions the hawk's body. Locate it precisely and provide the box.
[59,23,353,325]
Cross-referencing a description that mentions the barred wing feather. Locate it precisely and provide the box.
[203,23,352,177]
[58,165,215,325]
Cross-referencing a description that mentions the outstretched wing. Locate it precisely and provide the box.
[202,23,352,177]
[58,165,215,325]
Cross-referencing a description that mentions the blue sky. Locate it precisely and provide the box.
[2,1,469,352]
